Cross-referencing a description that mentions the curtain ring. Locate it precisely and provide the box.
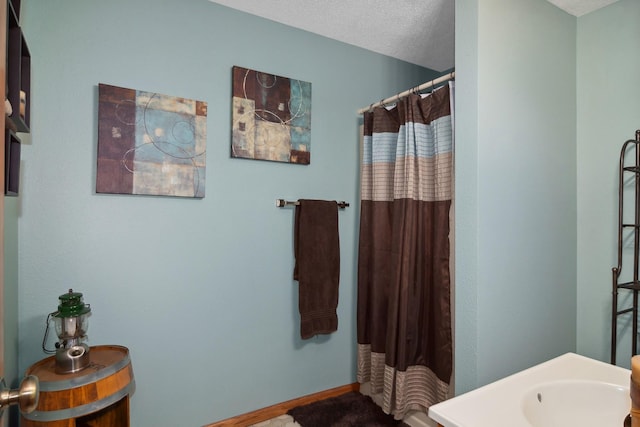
[430,78,438,93]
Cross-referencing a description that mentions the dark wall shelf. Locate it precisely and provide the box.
[5,129,19,196]
[9,0,18,20]
[4,0,28,197]
[7,0,29,133]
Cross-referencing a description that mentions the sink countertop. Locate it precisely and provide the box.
[428,352,630,427]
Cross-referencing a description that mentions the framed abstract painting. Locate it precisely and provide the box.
[231,66,311,165]
[96,84,207,198]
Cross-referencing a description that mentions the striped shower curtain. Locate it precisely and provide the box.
[357,83,454,418]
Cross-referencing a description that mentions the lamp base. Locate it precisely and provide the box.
[55,344,90,374]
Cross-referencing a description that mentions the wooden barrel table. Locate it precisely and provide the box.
[22,345,135,427]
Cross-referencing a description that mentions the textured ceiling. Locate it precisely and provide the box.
[209,0,619,72]
[209,0,454,71]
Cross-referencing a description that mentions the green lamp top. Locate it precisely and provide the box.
[55,289,91,318]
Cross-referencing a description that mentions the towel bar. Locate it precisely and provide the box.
[276,199,349,209]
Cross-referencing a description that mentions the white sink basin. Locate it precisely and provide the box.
[428,353,632,427]
[521,379,630,427]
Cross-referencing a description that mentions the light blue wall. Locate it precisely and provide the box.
[453,0,479,393]
[455,0,577,393]
[4,197,19,426]
[17,0,435,425]
[576,0,640,367]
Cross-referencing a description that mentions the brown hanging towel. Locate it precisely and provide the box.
[294,199,340,339]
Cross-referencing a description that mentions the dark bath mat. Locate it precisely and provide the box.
[287,391,411,427]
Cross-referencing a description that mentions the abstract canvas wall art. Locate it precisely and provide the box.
[231,66,311,165]
[97,84,207,198]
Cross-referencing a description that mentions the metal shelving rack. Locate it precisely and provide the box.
[612,130,640,364]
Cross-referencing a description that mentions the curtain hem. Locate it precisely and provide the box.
[357,344,450,419]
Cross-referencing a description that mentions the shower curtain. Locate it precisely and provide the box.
[357,82,454,418]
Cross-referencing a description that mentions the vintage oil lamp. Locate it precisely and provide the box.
[43,289,92,374]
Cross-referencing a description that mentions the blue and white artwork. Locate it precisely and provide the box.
[231,66,311,165]
[97,84,208,198]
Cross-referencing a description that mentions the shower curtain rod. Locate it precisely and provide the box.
[357,71,455,114]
